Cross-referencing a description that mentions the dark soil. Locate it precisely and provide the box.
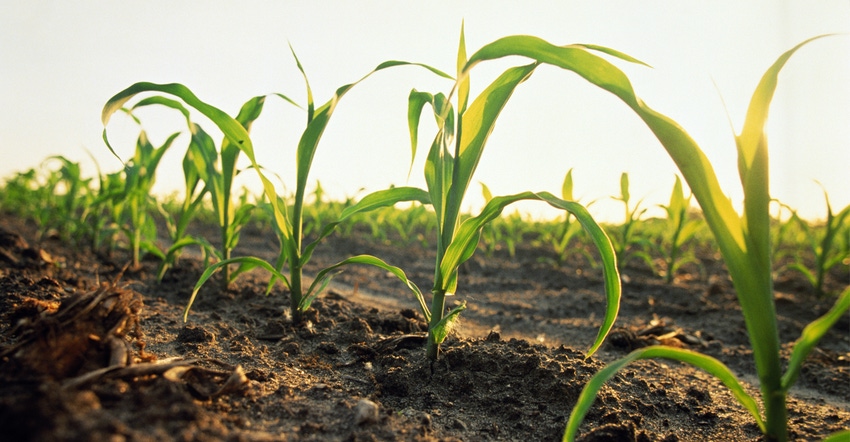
[0,213,848,441]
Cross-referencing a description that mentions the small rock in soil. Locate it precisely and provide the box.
[354,398,379,425]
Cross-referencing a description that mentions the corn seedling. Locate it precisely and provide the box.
[151,155,214,282]
[479,183,530,259]
[103,48,451,323]
[38,156,96,245]
[607,172,654,271]
[523,36,850,441]
[535,169,600,267]
[1,160,90,243]
[103,115,180,269]
[123,96,272,286]
[408,27,622,361]
[300,181,348,240]
[786,183,850,297]
[655,175,702,283]
[0,168,39,216]
[769,199,805,271]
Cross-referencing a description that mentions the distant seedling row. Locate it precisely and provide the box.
[1,29,847,442]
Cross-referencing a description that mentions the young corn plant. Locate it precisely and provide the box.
[110,123,180,269]
[769,199,804,271]
[408,27,622,361]
[0,168,41,216]
[38,156,96,245]
[152,144,215,282]
[116,96,271,287]
[538,169,599,267]
[655,175,702,283]
[479,183,529,259]
[608,172,653,271]
[785,183,850,297]
[481,36,850,441]
[104,50,449,324]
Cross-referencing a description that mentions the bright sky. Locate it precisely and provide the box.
[2,1,849,223]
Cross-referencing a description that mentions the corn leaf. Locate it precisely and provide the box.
[439,190,620,357]
[132,96,192,123]
[184,256,291,321]
[452,63,536,211]
[303,255,427,316]
[456,22,469,115]
[412,91,454,233]
[407,90,436,178]
[293,59,453,239]
[619,172,630,204]
[563,346,764,441]
[480,182,493,202]
[301,186,431,264]
[101,82,289,240]
[561,169,574,202]
[782,285,850,389]
[823,430,850,442]
[289,44,315,122]
[430,301,467,345]
[295,59,452,200]
[462,37,747,263]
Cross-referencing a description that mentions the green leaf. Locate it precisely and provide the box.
[480,182,493,202]
[440,190,620,357]
[184,257,290,321]
[408,90,435,178]
[462,36,747,259]
[301,186,431,264]
[303,255,427,318]
[452,63,536,206]
[668,175,686,216]
[781,285,850,389]
[563,346,764,442]
[823,430,850,442]
[101,81,289,239]
[561,169,574,202]
[412,91,454,230]
[787,262,817,287]
[292,59,454,251]
[430,301,467,345]
[456,22,469,114]
[131,95,192,123]
[461,40,836,423]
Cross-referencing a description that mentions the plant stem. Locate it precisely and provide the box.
[291,186,306,324]
[290,263,303,324]
[726,251,786,440]
[763,387,788,441]
[426,289,447,360]
[221,231,231,291]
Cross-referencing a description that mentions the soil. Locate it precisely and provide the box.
[0,212,848,441]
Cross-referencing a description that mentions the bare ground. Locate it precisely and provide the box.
[0,213,848,441]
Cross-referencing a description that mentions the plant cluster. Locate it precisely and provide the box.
[1,29,848,442]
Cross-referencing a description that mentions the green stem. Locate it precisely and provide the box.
[426,289,447,360]
[763,387,788,442]
[291,189,305,324]
[221,193,232,291]
[221,231,231,291]
[726,256,785,440]
[290,263,303,324]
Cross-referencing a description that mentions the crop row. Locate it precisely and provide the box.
[2,159,846,296]
[1,30,848,441]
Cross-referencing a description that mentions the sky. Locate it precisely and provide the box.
[1,1,849,223]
